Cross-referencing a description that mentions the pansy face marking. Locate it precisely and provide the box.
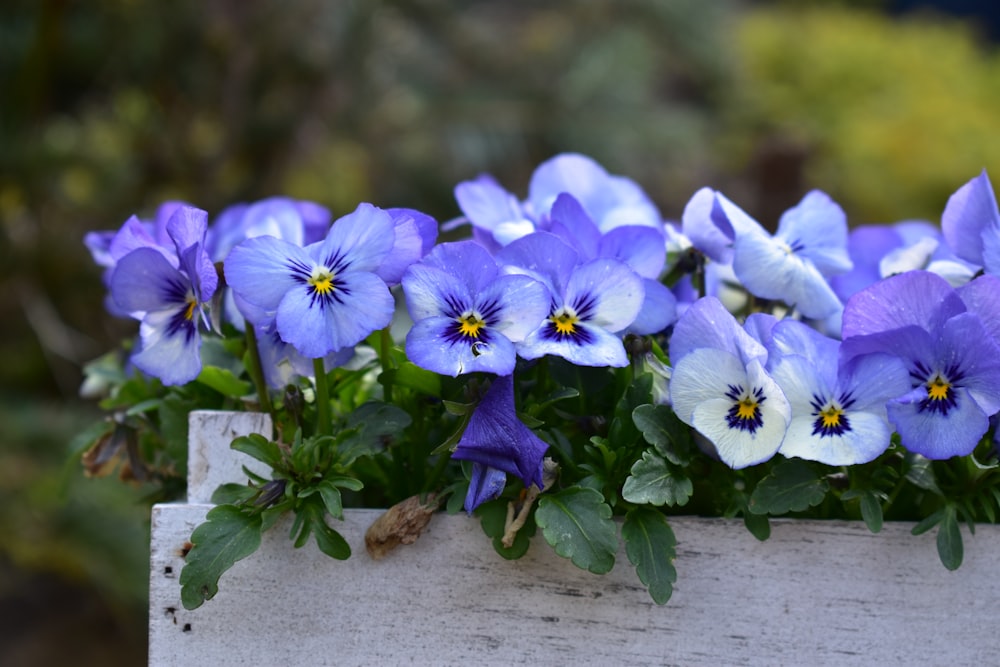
[442,295,501,345]
[291,251,351,309]
[543,294,597,346]
[810,392,856,437]
[724,384,767,433]
[913,362,961,415]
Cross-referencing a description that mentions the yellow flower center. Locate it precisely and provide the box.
[735,398,759,421]
[551,310,579,335]
[183,297,198,321]
[457,312,486,339]
[927,375,951,402]
[309,269,336,295]
[818,405,844,429]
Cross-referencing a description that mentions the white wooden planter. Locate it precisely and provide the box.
[149,410,1000,666]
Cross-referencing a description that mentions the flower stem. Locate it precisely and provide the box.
[313,357,332,437]
[378,326,395,403]
[244,325,274,422]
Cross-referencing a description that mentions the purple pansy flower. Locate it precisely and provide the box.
[766,320,910,465]
[713,190,852,319]
[109,205,218,385]
[401,241,549,376]
[669,297,791,468]
[451,374,549,512]
[941,169,1000,275]
[841,271,1000,459]
[496,232,644,367]
[224,203,399,359]
[547,193,677,335]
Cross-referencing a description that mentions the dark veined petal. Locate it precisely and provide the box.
[224,235,312,312]
[131,308,203,386]
[111,247,190,314]
[451,375,548,489]
[275,269,393,359]
[405,317,517,377]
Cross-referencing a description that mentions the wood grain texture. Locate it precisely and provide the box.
[149,412,1000,666]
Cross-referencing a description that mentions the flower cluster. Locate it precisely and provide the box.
[82,154,1000,607]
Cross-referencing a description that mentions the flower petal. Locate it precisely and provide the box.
[319,203,395,273]
[941,169,1000,266]
[781,410,893,465]
[224,236,311,311]
[517,322,629,367]
[888,386,989,459]
[405,317,517,376]
[841,270,966,339]
[132,309,202,386]
[276,270,393,358]
[111,247,188,314]
[775,190,851,275]
[565,258,643,332]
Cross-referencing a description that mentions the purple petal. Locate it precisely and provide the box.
[941,169,1000,265]
[841,270,966,340]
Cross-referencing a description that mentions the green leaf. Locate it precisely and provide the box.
[197,365,252,397]
[210,482,257,505]
[936,505,964,571]
[911,509,944,536]
[313,478,362,520]
[536,487,618,574]
[622,508,677,605]
[383,362,441,397]
[312,517,352,560]
[905,455,942,495]
[631,404,693,465]
[179,505,262,610]
[475,499,535,559]
[609,373,652,446]
[859,492,884,534]
[621,450,693,507]
[743,511,770,541]
[231,433,283,467]
[338,402,412,466]
[749,459,829,515]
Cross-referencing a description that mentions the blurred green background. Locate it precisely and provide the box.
[2,1,999,664]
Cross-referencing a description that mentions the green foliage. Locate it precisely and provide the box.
[731,6,1000,222]
[622,508,677,605]
[536,487,618,575]
[180,505,263,610]
[748,458,830,515]
[622,450,693,507]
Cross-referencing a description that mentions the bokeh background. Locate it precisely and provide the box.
[2,0,999,664]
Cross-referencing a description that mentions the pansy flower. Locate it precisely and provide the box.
[109,205,218,385]
[224,203,398,359]
[496,232,644,367]
[941,169,1000,275]
[546,193,677,335]
[453,152,661,249]
[401,241,549,376]
[841,271,1000,459]
[451,374,549,512]
[711,190,852,319]
[766,319,910,465]
[669,296,791,468]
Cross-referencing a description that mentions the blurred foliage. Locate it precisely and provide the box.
[726,4,1000,222]
[0,0,737,398]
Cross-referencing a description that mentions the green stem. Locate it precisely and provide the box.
[244,325,274,423]
[313,357,332,437]
[378,326,395,403]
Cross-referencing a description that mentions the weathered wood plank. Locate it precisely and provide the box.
[150,507,1000,666]
[149,411,1000,666]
